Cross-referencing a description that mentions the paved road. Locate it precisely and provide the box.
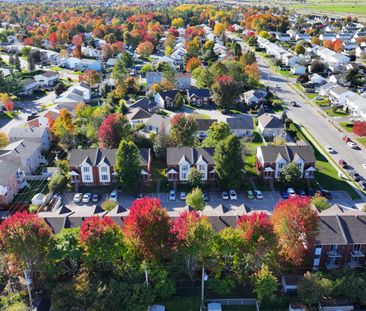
[255,54,366,199]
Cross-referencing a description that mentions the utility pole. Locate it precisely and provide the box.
[24,270,33,309]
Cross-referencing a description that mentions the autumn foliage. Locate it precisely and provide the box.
[123,198,172,261]
[353,121,366,136]
[323,39,343,52]
[186,56,201,72]
[272,197,318,266]
[97,113,130,148]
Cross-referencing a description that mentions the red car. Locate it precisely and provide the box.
[343,136,351,142]
[338,159,347,169]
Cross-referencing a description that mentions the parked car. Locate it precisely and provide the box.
[347,141,359,149]
[82,193,92,203]
[247,190,255,200]
[290,101,297,107]
[203,190,209,201]
[169,190,176,201]
[349,170,361,182]
[287,188,296,197]
[280,190,289,199]
[338,159,348,169]
[229,189,237,200]
[180,192,187,200]
[296,189,306,197]
[254,190,263,199]
[326,146,335,153]
[110,190,118,201]
[315,96,324,101]
[342,135,351,142]
[362,164,366,170]
[221,191,229,200]
[92,193,99,203]
[73,193,82,203]
[359,180,366,191]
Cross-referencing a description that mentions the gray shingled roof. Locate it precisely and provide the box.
[195,119,216,131]
[127,108,152,121]
[0,159,22,186]
[167,147,214,165]
[227,116,254,130]
[8,127,48,140]
[259,145,316,163]
[316,216,347,245]
[258,113,284,129]
[338,215,366,244]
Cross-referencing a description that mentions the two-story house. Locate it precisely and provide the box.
[307,205,366,270]
[126,108,152,127]
[166,147,215,184]
[328,86,355,106]
[227,116,254,138]
[195,119,217,139]
[257,114,285,138]
[8,127,51,151]
[256,144,316,180]
[68,148,151,186]
[186,88,211,107]
[154,90,181,110]
[34,71,59,87]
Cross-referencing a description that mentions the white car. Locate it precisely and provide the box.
[82,193,92,203]
[326,146,335,153]
[287,188,296,197]
[73,193,82,203]
[229,190,237,200]
[180,192,187,200]
[362,163,366,170]
[347,141,358,149]
[169,190,176,201]
[315,96,324,101]
[110,191,118,201]
[254,190,263,199]
[221,191,229,200]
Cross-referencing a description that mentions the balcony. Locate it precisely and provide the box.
[326,260,341,270]
[327,250,341,258]
[348,250,365,268]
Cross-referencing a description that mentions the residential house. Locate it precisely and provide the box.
[0,140,46,174]
[166,147,216,184]
[308,205,366,271]
[34,71,59,87]
[8,127,51,151]
[319,298,354,311]
[283,54,301,66]
[186,88,211,107]
[170,47,186,65]
[59,57,80,70]
[355,45,366,57]
[27,114,50,128]
[295,33,311,41]
[227,116,254,138]
[344,94,366,118]
[144,114,171,134]
[257,114,285,138]
[54,83,92,107]
[319,32,337,41]
[243,89,268,106]
[0,159,26,205]
[317,47,350,65]
[329,74,349,87]
[77,59,102,72]
[195,119,216,139]
[81,46,100,58]
[319,82,338,96]
[68,148,151,186]
[20,78,39,96]
[343,41,358,52]
[154,90,180,109]
[310,73,327,85]
[256,144,316,180]
[276,33,291,42]
[126,108,152,126]
[329,86,355,105]
[281,274,303,294]
[146,72,163,89]
[129,97,158,113]
[290,64,306,75]
[176,72,192,89]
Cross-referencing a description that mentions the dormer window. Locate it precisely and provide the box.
[199,165,205,171]
[182,165,188,171]
[100,166,108,172]
[83,166,89,172]
[278,162,285,169]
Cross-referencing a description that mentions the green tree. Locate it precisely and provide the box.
[170,113,198,147]
[211,75,241,110]
[213,135,244,188]
[298,272,323,307]
[187,167,202,187]
[253,264,277,304]
[48,173,68,193]
[153,123,169,160]
[203,121,231,147]
[294,44,305,55]
[311,193,331,211]
[240,51,256,66]
[279,162,301,186]
[102,199,117,212]
[192,66,213,88]
[185,187,205,211]
[173,92,185,109]
[116,140,141,191]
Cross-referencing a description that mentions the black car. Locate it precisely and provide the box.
[280,190,289,199]
[359,180,366,191]
[349,171,361,182]
[296,189,307,197]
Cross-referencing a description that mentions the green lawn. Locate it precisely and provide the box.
[51,66,62,71]
[324,109,348,117]
[291,4,366,15]
[356,137,366,148]
[339,122,354,132]
[244,132,264,177]
[192,113,211,120]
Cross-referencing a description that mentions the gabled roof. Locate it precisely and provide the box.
[159,89,180,100]
[187,88,211,98]
[259,145,316,163]
[127,108,152,121]
[167,147,214,166]
[8,127,48,140]
[0,159,22,186]
[227,116,254,130]
[195,119,216,131]
[130,97,157,111]
[258,113,284,129]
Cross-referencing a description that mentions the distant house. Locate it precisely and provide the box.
[257,114,285,138]
[8,127,51,151]
[256,144,316,180]
[0,159,26,205]
[0,67,11,77]
[345,94,366,118]
[319,32,336,41]
[78,59,102,72]
[68,148,151,186]
[129,97,158,113]
[144,114,171,134]
[227,116,254,138]
[243,89,268,106]
[146,72,163,88]
[281,274,303,294]
[290,64,306,75]
[34,71,59,87]
[276,33,291,42]
[81,46,100,58]
[54,83,92,107]
[20,78,39,96]
[126,108,152,126]
[295,33,311,41]
[328,86,354,105]
[195,119,217,139]
[319,82,337,96]
[154,90,180,109]
[166,147,216,183]
[186,88,211,107]
[283,54,301,66]
[176,72,192,89]
[309,73,327,85]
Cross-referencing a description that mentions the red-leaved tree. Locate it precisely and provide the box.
[272,197,318,266]
[136,41,154,58]
[171,210,214,283]
[80,216,124,266]
[0,212,51,284]
[124,198,172,262]
[186,57,201,72]
[353,121,366,136]
[97,113,131,148]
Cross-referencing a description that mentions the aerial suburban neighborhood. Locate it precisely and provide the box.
[1,0,366,310]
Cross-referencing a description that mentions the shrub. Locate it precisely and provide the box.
[102,199,117,212]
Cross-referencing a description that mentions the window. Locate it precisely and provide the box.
[199,165,205,171]
[182,165,188,171]
[330,245,338,251]
[83,166,89,172]
[297,163,302,170]
[84,175,91,181]
[182,173,187,179]
[353,244,361,251]
[101,174,109,181]
[278,162,285,169]
[100,166,108,172]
